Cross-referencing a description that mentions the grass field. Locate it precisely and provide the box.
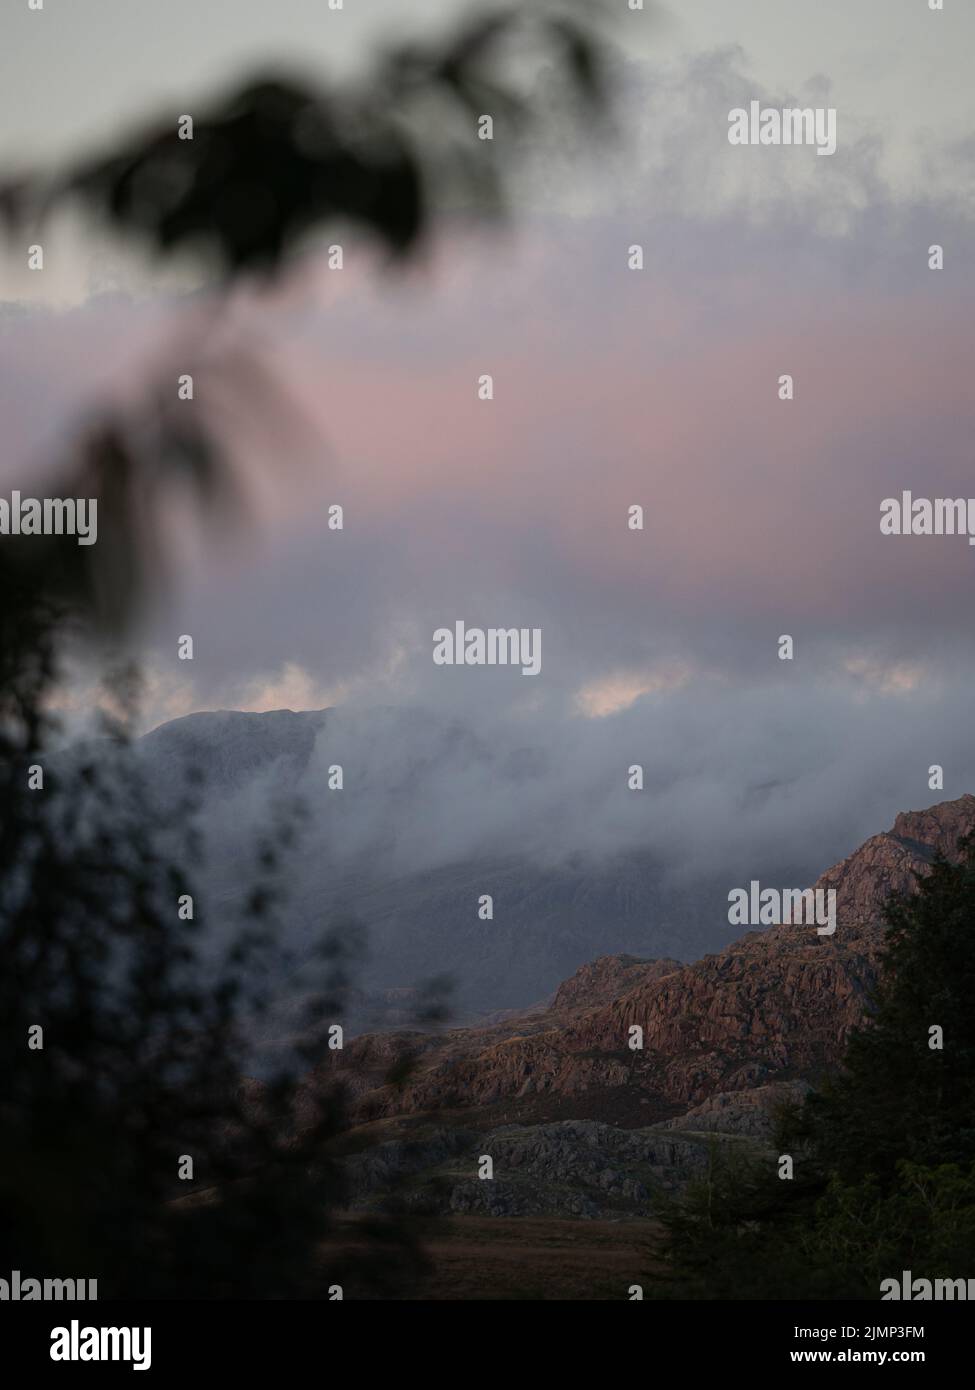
[396,1216,661,1301]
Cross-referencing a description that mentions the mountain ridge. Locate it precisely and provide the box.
[314,793,975,1134]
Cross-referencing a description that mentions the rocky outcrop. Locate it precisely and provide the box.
[298,793,975,1221]
[343,1118,735,1219]
[815,794,975,924]
[326,920,882,1124]
[316,795,974,1133]
[551,954,681,1011]
[659,1081,811,1138]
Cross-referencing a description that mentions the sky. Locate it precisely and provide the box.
[1,0,974,879]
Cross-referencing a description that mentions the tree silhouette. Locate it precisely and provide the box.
[651,837,975,1299]
[0,1,617,1298]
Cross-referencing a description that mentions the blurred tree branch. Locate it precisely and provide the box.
[0,0,625,1299]
[1,2,617,638]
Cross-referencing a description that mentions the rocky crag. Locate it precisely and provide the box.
[311,796,975,1218]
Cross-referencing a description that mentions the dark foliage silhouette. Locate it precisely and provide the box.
[651,837,975,1299]
[0,1,617,1297]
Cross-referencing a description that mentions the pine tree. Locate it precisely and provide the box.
[652,834,975,1298]
[808,833,975,1183]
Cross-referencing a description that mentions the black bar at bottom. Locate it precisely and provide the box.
[0,1299,968,1376]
